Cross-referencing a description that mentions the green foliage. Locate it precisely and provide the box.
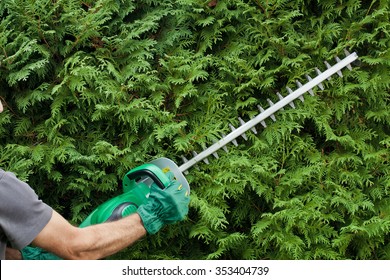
[1,0,389,259]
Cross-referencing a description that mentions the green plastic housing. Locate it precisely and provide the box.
[79,162,171,228]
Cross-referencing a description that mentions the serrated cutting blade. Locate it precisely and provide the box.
[151,51,359,193]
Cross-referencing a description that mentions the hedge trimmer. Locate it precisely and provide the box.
[80,50,359,227]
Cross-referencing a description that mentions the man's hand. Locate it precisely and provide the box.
[137,172,190,234]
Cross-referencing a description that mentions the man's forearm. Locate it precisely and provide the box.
[33,211,147,260]
[69,213,147,259]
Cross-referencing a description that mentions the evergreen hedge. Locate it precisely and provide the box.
[0,0,389,259]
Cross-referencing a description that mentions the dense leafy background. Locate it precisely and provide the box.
[0,0,389,259]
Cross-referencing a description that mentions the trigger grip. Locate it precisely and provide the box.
[106,202,138,222]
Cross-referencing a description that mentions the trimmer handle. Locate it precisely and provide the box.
[126,168,165,190]
[122,163,172,193]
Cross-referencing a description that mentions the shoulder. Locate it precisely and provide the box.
[0,170,52,249]
[0,170,37,201]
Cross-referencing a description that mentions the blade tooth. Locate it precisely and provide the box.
[251,126,258,134]
[232,121,248,141]
[238,117,246,126]
[269,98,284,112]
[277,91,295,109]
[257,105,267,127]
[181,156,190,174]
[344,49,353,70]
[238,117,257,135]
[266,99,277,121]
[324,61,333,79]
[315,67,323,76]
[297,79,314,96]
[221,134,229,152]
[335,57,345,77]
[313,70,325,90]
[325,61,342,78]
[239,116,258,134]
[324,60,332,70]
[287,86,304,103]
[181,156,189,163]
[190,150,209,164]
[258,105,265,113]
[229,124,241,145]
[210,140,220,158]
[267,98,281,110]
[276,92,284,101]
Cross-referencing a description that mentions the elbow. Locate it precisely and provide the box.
[60,228,101,260]
[32,210,103,260]
[63,248,91,260]
[65,252,96,260]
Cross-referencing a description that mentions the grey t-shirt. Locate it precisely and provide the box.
[0,169,52,259]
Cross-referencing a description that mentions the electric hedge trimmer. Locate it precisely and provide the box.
[20,50,359,259]
[79,50,359,227]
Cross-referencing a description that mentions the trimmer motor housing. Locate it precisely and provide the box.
[79,158,189,227]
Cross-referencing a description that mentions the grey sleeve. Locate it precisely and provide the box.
[0,170,53,249]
